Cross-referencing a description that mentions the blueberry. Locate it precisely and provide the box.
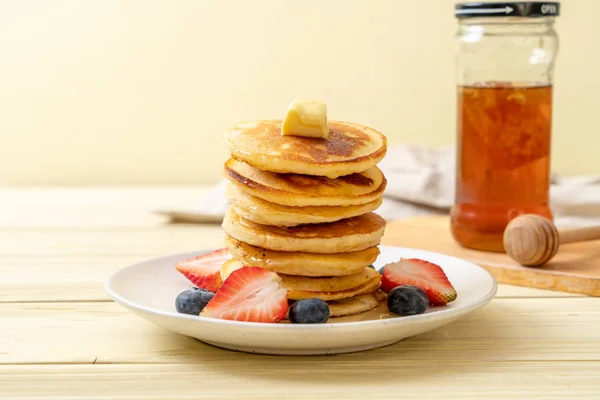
[378,266,385,275]
[289,298,330,324]
[387,285,428,316]
[175,288,214,315]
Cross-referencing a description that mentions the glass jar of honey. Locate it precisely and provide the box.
[451,2,560,252]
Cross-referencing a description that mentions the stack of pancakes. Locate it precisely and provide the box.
[221,120,388,317]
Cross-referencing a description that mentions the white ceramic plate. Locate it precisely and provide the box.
[105,246,497,355]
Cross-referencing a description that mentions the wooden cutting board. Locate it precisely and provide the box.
[382,215,600,296]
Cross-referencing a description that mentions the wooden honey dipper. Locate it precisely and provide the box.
[503,214,600,267]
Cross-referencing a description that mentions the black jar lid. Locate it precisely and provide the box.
[455,2,560,18]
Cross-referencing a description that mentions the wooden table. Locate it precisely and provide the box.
[2,187,599,399]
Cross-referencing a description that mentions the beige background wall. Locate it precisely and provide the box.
[1,0,597,185]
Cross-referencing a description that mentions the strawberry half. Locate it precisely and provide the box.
[201,266,288,323]
[381,258,457,306]
[175,248,231,292]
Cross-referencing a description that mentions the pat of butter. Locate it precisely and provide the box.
[281,98,329,138]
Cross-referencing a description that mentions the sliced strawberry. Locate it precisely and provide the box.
[201,266,288,323]
[381,258,457,306]
[175,248,231,292]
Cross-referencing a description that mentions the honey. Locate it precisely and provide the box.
[450,83,553,252]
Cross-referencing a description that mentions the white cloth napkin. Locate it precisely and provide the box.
[158,144,600,228]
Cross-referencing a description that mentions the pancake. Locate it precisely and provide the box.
[222,259,378,291]
[221,259,381,301]
[224,158,386,207]
[279,268,379,293]
[327,291,385,317]
[285,272,381,301]
[225,120,387,179]
[222,207,386,254]
[220,258,244,281]
[225,183,383,227]
[224,236,378,276]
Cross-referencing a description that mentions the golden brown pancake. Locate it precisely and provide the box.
[220,258,244,281]
[278,268,379,292]
[285,272,381,301]
[221,259,381,301]
[225,120,387,178]
[224,236,378,276]
[327,291,385,317]
[224,158,386,207]
[225,183,382,227]
[222,207,386,253]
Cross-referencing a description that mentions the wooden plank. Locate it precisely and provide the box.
[0,226,224,256]
[0,227,225,303]
[0,186,209,229]
[1,189,599,398]
[0,255,146,302]
[0,251,579,302]
[1,299,599,365]
[495,284,581,298]
[0,283,106,303]
[0,277,578,303]
[383,216,600,296]
[0,187,581,300]
[1,362,599,400]
[0,187,206,207]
